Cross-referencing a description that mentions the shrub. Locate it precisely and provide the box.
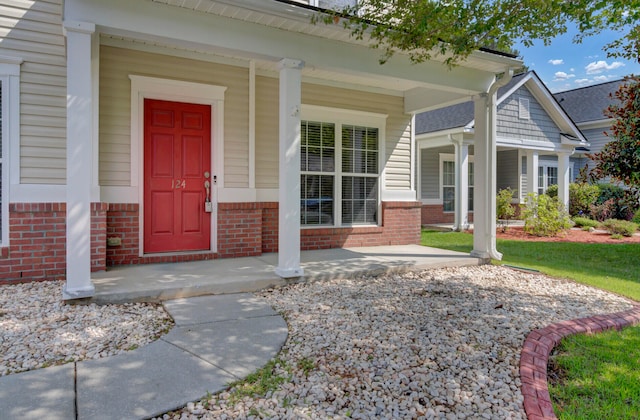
[569,183,600,217]
[545,183,600,217]
[522,193,572,237]
[633,210,640,227]
[596,184,636,220]
[496,187,517,232]
[572,216,599,229]
[602,219,638,237]
[590,198,616,222]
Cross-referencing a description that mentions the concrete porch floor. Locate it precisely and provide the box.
[91,244,484,303]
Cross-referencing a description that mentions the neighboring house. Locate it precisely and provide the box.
[416,71,588,229]
[554,79,625,175]
[0,0,521,299]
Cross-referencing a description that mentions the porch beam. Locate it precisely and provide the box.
[62,21,96,300]
[275,58,305,279]
[64,0,499,93]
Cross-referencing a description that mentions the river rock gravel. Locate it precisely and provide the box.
[160,265,634,420]
[0,280,173,376]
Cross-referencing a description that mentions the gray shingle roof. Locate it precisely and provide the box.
[415,73,528,135]
[553,80,625,124]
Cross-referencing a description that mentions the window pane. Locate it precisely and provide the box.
[443,161,455,186]
[468,162,474,186]
[301,175,334,226]
[468,186,474,212]
[547,167,558,186]
[342,176,377,224]
[443,186,454,212]
[342,125,378,174]
[301,121,335,173]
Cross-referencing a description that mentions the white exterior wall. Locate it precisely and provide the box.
[99,45,249,188]
[255,75,412,192]
[0,0,67,184]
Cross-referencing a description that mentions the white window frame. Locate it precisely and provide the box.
[0,56,22,247]
[301,105,386,228]
[439,153,474,213]
[537,160,574,194]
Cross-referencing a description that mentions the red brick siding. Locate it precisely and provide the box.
[0,202,109,284]
[105,203,216,266]
[421,204,474,225]
[217,203,264,258]
[300,201,422,249]
[91,203,108,272]
[106,204,140,266]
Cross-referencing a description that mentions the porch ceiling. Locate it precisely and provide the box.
[66,0,521,111]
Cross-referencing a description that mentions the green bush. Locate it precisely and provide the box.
[496,187,517,231]
[633,210,640,226]
[546,183,600,217]
[596,184,637,220]
[569,183,601,217]
[522,193,572,237]
[602,219,638,237]
[572,216,599,228]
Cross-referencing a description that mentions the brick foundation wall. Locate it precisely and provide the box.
[91,203,108,272]
[299,201,422,249]
[0,203,109,283]
[217,203,263,258]
[105,204,215,266]
[421,204,474,225]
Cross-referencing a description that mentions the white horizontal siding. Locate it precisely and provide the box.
[0,0,67,184]
[99,45,250,187]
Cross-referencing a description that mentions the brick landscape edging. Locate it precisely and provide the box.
[520,306,640,419]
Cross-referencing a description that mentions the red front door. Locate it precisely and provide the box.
[144,99,211,253]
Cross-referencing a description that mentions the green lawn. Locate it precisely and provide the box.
[421,230,640,301]
[421,230,640,418]
[549,325,640,419]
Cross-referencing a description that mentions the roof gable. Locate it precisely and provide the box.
[416,71,584,142]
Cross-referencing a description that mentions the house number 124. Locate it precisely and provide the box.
[173,179,186,189]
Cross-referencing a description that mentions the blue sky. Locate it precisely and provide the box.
[516,26,639,93]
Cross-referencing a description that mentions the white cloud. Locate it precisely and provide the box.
[575,78,590,85]
[593,75,609,83]
[553,71,575,81]
[570,68,575,72]
[585,60,625,74]
[548,59,564,65]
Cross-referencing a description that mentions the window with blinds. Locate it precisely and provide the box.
[300,119,380,226]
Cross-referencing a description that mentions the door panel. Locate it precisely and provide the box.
[144,99,211,253]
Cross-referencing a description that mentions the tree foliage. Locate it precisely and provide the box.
[315,0,640,66]
[588,76,640,188]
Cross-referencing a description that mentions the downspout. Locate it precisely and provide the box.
[483,68,515,261]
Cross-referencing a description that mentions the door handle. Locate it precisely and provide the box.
[204,180,212,212]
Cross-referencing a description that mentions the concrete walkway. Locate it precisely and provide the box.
[91,244,483,303]
[0,293,288,420]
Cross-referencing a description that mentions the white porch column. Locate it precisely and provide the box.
[63,22,96,299]
[526,150,539,196]
[275,58,305,279]
[557,151,571,210]
[453,138,469,231]
[471,92,501,260]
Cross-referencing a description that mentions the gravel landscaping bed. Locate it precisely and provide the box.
[0,280,173,376]
[161,265,634,420]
